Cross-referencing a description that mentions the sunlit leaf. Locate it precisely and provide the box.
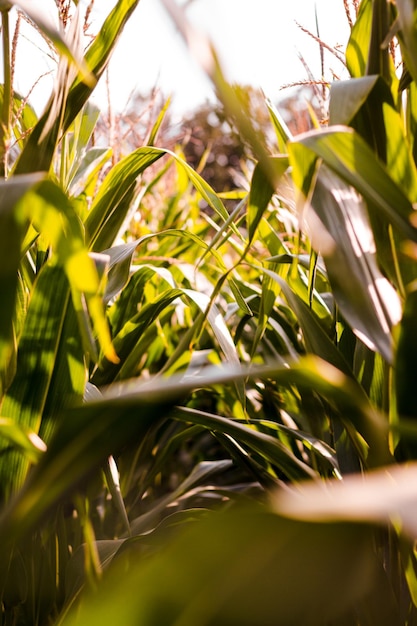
[273,461,417,540]
[290,126,417,242]
[302,166,402,362]
[0,174,46,389]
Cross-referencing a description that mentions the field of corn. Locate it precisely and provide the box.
[2,0,417,624]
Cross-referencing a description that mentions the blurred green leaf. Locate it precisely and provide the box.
[273,460,417,540]
[0,265,71,497]
[60,503,386,626]
[397,0,417,88]
[247,157,289,242]
[23,180,116,363]
[0,173,46,390]
[0,418,46,464]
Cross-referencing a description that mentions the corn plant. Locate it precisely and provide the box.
[4,0,417,625]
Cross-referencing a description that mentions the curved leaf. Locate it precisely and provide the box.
[289,126,417,242]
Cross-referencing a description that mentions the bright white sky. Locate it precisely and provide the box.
[12,0,351,117]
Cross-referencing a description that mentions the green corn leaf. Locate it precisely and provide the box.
[366,0,392,82]
[127,459,234,536]
[68,146,113,202]
[329,75,381,128]
[166,147,231,224]
[86,147,165,251]
[101,240,141,304]
[254,418,339,476]
[88,144,235,254]
[181,288,245,407]
[0,358,388,547]
[394,284,417,459]
[0,265,70,498]
[265,96,293,152]
[23,180,117,363]
[174,406,315,482]
[346,0,373,78]
[147,96,171,146]
[395,286,417,420]
[60,504,385,626]
[262,266,355,375]
[396,0,417,88]
[14,0,141,175]
[182,289,240,369]
[93,288,184,385]
[0,418,46,464]
[106,264,158,338]
[250,263,282,360]
[63,102,102,191]
[39,298,86,445]
[406,81,417,165]
[247,156,289,242]
[0,173,46,389]
[301,166,402,363]
[329,76,417,201]
[289,126,417,243]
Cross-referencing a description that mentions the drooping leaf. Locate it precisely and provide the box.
[273,460,417,540]
[101,240,140,304]
[329,76,417,201]
[290,126,417,242]
[174,406,316,482]
[303,166,402,362]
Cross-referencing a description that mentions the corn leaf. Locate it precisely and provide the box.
[60,504,386,626]
[14,0,142,175]
[329,76,417,201]
[0,174,46,390]
[247,156,289,242]
[301,165,402,363]
[290,126,417,242]
[397,0,417,88]
[0,265,70,498]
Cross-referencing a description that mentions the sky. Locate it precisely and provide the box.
[11,0,351,118]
